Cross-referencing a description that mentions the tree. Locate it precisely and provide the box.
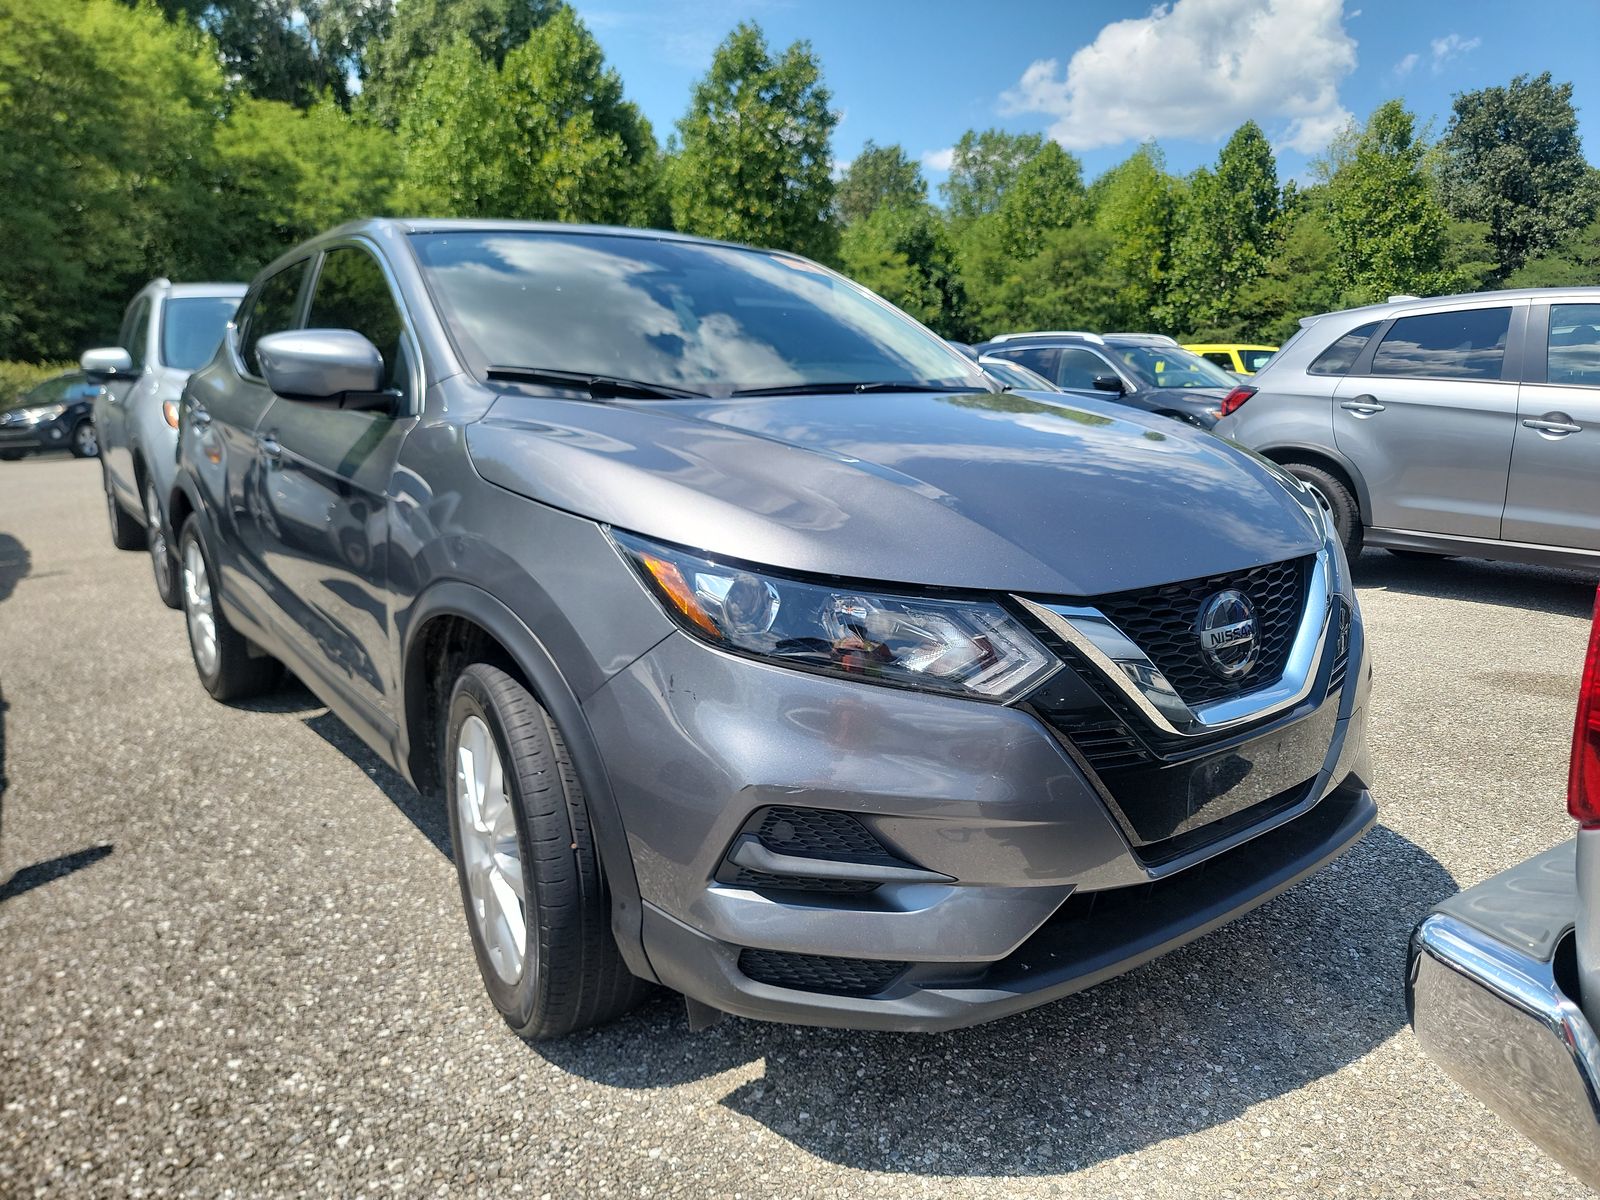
[1163,122,1280,333]
[994,142,1087,256]
[0,0,227,359]
[835,141,925,224]
[838,204,968,337]
[361,0,555,128]
[940,128,1045,225]
[667,23,837,261]
[1440,73,1596,276]
[1508,205,1600,287]
[1323,101,1451,304]
[1090,143,1178,328]
[963,225,1122,336]
[399,8,659,226]
[1225,193,1342,343]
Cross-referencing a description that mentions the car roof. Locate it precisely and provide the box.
[1302,286,1600,326]
[136,277,248,302]
[1184,342,1278,351]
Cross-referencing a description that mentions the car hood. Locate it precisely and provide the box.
[465,386,1321,596]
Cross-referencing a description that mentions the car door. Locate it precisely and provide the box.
[1332,303,1523,538]
[99,295,151,495]
[1502,302,1600,551]
[190,259,312,623]
[252,242,419,728]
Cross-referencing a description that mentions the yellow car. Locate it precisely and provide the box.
[1183,343,1278,375]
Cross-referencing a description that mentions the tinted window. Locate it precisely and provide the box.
[1307,322,1379,376]
[1239,349,1276,372]
[411,231,984,397]
[1370,308,1511,380]
[1056,347,1115,390]
[1112,344,1235,389]
[1200,351,1235,371]
[308,248,411,401]
[241,262,307,377]
[1548,304,1600,387]
[995,347,1060,380]
[161,296,239,372]
[980,358,1055,391]
[24,376,71,404]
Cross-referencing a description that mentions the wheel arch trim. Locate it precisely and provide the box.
[1257,444,1372,525]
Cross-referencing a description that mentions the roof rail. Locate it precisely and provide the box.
[1104,332,1179,346]
[986,330,1105,345]
[1387,294,1420,303]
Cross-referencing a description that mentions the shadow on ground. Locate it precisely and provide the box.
[0,532,30,606]
[1352,548,1598,619]
[531,823,1453,1176]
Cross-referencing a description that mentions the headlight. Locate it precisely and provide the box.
[613,531,1060,702]
[16,403,66,422]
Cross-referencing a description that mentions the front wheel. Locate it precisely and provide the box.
[70,420,98,458]
[1284,462,1363,560]
[144,477,181,609]
[102,465,146,551]
[178,516,280,701]
[0,449,24,462]
[445,662,648,1041]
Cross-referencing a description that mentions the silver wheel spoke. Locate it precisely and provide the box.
[453,713,528,985]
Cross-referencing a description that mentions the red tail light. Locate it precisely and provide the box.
[1569,588,1600,827]
[1220,385,1256,418]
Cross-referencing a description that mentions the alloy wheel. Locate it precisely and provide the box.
[455,714,527,984]
[182,539,219,677]
[145,481,167,582]
[76,423,98,457]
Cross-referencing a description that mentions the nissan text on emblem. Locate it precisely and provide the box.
[1197,589,1259,679]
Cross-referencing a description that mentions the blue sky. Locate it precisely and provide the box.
[570,0,1600,190]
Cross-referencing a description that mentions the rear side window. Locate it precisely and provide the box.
[1307,322,1379,376]
[1548,304,1600,387]
[1370,308,1512,381]
[240,262,308,377]
[1200,351,1235,371]
[1240,349,1276,372]
[1055,347,1114,390]
[995,347,1060,381]
[307,247,412,403]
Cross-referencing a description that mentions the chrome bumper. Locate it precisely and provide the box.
[1407,842,1600,1189]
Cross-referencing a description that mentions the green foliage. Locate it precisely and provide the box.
[1508,207,1600,287]
[1440,73,1597,276]
[0,362,75,406]
[838,204,968,337]
[1090,143,1178,327]
[361,0,554,128]
[940,129,1046,225]
[399,9,659,225]
[1163,122,1280,332]
[994,142,1087,255]
[1224,196,1342,343]
[835,142,925,224]
[667,23,837,261]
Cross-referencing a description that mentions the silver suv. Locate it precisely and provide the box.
[1216,289,1600,571]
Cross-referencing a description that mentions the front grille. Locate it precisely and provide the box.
[1327,598,1351,693]
[1067,720,1151,771]
[727,869,879,895]
[1093,556,1308,706]
[737,949,908,997]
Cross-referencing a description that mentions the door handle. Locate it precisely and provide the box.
[258,433,282,461]
[1522,416,1581,437]
[1340,397,1386,416]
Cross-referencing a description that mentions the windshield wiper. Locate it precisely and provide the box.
[730,380,978,397]
[486,365,706,400]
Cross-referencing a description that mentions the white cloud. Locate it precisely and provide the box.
[920,147,955,172]
[1429,33,1480,72]
[999,0,1358,154]
[1394,52,1419,77]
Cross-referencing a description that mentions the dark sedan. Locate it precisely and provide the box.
[0,371,101,460]
[975,331,1235,428]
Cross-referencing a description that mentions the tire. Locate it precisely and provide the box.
[102,464,147,551]
[445,662,648,1040]
[70,420,98,458]
[0,450,23,462]
[178,516,280,701]
[1283,462,1363,560]
[143,475,181,609]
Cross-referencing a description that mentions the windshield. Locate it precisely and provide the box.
[1240,348,1277,372]
[161,296,239,371]
[410,230,985,398]
[1112,343,1237,390]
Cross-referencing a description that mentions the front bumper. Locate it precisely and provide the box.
[1407,842,1600,1189]
[0,418,69,453]
[585,606,1374,1030]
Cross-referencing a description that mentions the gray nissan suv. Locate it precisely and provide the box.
[170,219,1374,1038]
[1216,288,1600,571]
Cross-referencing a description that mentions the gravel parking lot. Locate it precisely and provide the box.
[2,452,1598,1199]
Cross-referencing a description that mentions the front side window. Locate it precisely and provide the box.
[241,262,308,377]
[161,296,240,372]
[125,299,152,372]
[1307,322,1380,376]
[995,347,1060,381]
[1113,344,1236,390]
[410,230,984,398]
[1370,308,1512,381]
[1055,347,1116,390]
[1548,304,1600,387]
[307,247,411,402]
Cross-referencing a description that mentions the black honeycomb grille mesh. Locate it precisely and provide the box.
[755,806,883,858]
[737,949,908,997]
[1094,557,1308,706]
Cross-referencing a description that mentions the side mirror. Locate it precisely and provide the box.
[80,347,135,378]
[1092,374,1126,394]
[257,329,386,405]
